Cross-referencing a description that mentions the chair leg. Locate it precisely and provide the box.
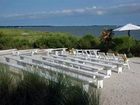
[106,70,111,76]
[97,79,103,88]
[118,66,123,73]
[127,62,130,70]
[125,61,130,70]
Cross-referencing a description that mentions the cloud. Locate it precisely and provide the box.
[1,3,140,20]
[52,6,107,16]
[106,3,140,15]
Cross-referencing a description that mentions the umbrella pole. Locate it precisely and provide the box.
[128,30,130,37]
[128,33,130,54]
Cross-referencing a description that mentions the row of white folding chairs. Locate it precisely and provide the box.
[0,49,17,55]
[97,52,130,69]
[17,55,108,88]
[61,53,127,72]
[75,49,99,58]
[98,52,126,61]
[50,54,117,76]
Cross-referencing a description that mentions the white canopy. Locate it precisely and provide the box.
[113,23,140,31]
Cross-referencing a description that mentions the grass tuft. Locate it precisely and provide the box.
[0,64,100,105]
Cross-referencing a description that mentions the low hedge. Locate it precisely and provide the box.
[0,28,140,56]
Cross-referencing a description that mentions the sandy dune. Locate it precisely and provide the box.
[101,57,140,105]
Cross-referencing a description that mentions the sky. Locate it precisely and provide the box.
[0,0,140,26]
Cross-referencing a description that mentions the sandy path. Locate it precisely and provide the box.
[101,57,140,105]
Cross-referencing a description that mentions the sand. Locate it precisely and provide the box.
[101,57,140,105]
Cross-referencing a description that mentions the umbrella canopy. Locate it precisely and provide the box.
[113,23,140,36]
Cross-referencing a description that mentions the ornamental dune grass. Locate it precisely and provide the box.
[0,64,100,105]
[0,65,14,105]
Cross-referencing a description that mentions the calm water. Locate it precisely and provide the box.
[9,26,140,39]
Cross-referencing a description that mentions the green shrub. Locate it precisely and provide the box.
[46,35,64,48]
[0,36,12,49]
[12,39,32,49]
[33,33,78,48]
[77,34,100,49]
[131,41,140,57]
[112,36,135,53]
[33,36,48,48]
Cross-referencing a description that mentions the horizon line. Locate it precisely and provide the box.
[0,24,121,27]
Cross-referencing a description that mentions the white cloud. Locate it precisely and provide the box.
[61,9,72,14]
[1,3,140,20]
[106,3,140,15]
[96,11,104,15]
[92,6,97,9]
[75,9,85,13]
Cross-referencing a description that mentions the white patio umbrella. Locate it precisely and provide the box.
[113,23,140,36]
